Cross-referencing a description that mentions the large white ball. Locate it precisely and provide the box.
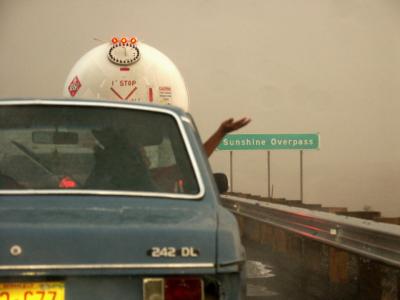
[63,41,189,111]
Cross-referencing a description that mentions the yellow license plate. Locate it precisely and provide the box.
[0,281,64,300]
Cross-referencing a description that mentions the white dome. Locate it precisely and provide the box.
[63,40,189,111]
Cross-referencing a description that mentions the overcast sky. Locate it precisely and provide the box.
[1,0,400,216]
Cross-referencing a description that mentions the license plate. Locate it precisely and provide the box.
[0,281,64,300]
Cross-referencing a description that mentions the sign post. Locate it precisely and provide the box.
[230,151,233,192]
[267,151,271,198]
[218,133,320,201]
[300,150,303,201]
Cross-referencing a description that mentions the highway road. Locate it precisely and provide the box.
[245,238,312,300]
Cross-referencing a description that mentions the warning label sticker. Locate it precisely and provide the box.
[159,86,172,104]
[68,76,82,97]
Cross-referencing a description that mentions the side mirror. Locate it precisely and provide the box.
[214,173,228,194]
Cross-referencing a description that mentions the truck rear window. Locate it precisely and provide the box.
[0,105,200,195]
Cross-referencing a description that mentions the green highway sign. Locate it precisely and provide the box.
[218,134,320,150]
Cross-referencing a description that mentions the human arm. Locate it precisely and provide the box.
[203,117,251,157]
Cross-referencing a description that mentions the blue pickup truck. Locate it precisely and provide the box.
[0,99,245,300]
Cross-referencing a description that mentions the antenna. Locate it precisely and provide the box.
[93,37,106,43]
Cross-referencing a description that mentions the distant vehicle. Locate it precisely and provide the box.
[0,99,246,300]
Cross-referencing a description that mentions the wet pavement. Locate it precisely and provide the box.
[244,238,309,300]
[246,260,278,298]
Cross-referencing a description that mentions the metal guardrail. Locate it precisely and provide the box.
[221,194,400,268]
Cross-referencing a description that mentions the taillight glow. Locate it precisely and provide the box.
[165,277,203,300]
[59,176,77,189]
[143,277,203,300]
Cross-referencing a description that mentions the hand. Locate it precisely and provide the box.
[203,117,251,157]
[219,117,251,135]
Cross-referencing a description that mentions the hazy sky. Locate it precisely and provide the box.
[1,0,400,216]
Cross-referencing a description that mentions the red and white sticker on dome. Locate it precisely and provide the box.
[68,76,82,97]
[159,86,172,104]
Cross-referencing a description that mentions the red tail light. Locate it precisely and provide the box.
[143,277,204,300]
[58,176,77,189]
[165,277,203,300]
